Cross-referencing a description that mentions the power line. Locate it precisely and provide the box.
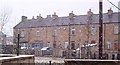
[107,0,120,10]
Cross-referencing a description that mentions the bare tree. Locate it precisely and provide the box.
[0,7,11,54]
[0,8,11,32]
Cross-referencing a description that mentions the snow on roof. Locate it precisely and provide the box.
[41,47,49,50]
[82,43,97,47]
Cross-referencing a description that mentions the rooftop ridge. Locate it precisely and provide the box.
[14,12,119,29]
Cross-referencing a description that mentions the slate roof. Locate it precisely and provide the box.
[0,31,5,36]
[14,12,119,29]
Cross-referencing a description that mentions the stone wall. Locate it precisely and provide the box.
[0,55,34,65]
[64,59,120,65]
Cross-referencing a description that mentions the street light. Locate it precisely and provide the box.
[16,29,21,56]
[99,0,103,59]
[16,33,20,56]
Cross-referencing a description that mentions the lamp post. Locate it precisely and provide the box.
[99,0,103,59]
[17,33,20,56]
[67,23,71,59]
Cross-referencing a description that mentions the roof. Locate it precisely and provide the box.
[82,43,97,47]
[0,31,4,35]
[14,12,119,29]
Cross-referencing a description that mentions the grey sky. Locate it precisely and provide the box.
[0,0,119,36]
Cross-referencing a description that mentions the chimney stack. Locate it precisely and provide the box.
[108,8,113,16]
[87,9,93,17]
[22,16,27,22]
[37,14,43,20]
[46,15,51,18]
[69,11,75,19]
[52,12,58,19]
[32,16,35,19]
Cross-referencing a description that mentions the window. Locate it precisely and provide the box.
[114,24,119,34]
[91,26,96,35]
[71,27,75,35]
[36,31,40,36]
[83,41,88,47]
[32,43,40,49]
[71,41,75,50]
[21,31,25,37]
[47,42,50,47]
[53,41,56,48]
[20,43,28,49]
[113,40,118,50]
[105,40,111,49]
[53,29,57,36]
[65,41,68,49]
[91,40,96,44]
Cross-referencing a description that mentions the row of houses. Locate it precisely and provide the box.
[13,8,120,59]
[0,31,14,54]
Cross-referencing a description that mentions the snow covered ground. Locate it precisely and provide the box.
[35,57,64,63]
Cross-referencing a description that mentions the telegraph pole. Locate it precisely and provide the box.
[68,23,71,58]
[17,33,20,56]
[99,0,103,59]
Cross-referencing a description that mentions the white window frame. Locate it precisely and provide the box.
[65,41,68,49]
[106,40,111,49]
[71,27,76,35]
[21,31,25,37]
[91,26,96,35]
[36,31,40,37]
[47,42,51,47]
[114,24,119,34]
[53,29,57,36]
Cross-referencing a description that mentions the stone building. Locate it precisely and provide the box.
[0,31,6,45]
[13,9,120,59]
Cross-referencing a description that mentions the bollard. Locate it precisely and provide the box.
[49,61,51,65]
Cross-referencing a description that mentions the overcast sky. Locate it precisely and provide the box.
[0,0,119,36]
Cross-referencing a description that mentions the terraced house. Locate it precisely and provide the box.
[13,8,120,59]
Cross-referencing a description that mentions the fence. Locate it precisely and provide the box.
[35,63,64,65]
